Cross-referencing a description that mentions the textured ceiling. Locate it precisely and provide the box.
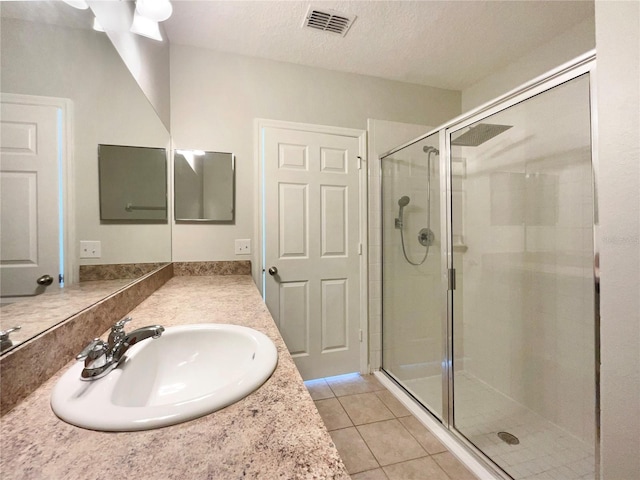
[0,1,94,29]
[165,0,595,91]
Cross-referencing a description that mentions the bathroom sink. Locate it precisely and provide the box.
[50,324,278,431]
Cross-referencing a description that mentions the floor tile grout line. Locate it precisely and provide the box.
[353,467,389,479]
[379,454,457,480]
[312,375,478,479]
[361,418,448,474]
[335,394,395,427]
[328,424,382,474]
[372,415,429,452]
[352,424,382,472]
[376,452,433,467]
[354,420,431,468]
[313,399,354,430]
[331,388,386,399]
[326,425,356,434]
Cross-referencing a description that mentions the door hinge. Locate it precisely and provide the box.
[357,156,363,170]
[359,329,363,342]
[448,268,456,290]
[358,243,362,255]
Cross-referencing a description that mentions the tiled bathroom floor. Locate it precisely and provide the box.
[304,373,478,480]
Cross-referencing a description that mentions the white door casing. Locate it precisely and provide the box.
[0,94,72,297]
[259,121,367,380]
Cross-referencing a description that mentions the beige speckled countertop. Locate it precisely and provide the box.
[0,275,349,479]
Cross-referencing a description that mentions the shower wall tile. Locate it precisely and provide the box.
[367,148,382,370]
[369,267,381,284]
[369,281,381,301]
[368,245,381,265]
[369,299,381,323]
[369,350,381,370]
[370,333,382,352]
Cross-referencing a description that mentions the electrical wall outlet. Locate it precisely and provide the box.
[80,240,101,258]
[234,239,251,255]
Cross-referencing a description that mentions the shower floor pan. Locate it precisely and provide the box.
[403,372,594,480]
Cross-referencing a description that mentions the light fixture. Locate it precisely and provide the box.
[130,0,173,42]
[135,0,173,22]
[92,17,105,32]
[131,10,163,41]
[62,0,89,10]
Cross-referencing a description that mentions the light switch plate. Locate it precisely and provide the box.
[234,239,251,255]
[80,240,101,258]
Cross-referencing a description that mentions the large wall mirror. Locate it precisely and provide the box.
[0,1,171,353]
[174,150,235,223]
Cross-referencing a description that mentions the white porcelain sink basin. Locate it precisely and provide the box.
[51,324,278,431]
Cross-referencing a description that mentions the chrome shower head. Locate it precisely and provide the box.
[451,123,512,147]
[395,196,410,229]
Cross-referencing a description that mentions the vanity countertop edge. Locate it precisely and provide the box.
[0,275,350,480]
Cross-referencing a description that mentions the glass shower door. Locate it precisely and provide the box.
[381,132,446,420]
[450,74,596,480]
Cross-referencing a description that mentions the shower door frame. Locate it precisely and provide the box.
[379,49,600,479]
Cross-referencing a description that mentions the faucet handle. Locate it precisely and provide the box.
[76,338,109,373]
[109,317,132,345]
[112,317,132,332]
[76,338,106,361]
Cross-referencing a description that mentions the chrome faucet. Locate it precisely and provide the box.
[76,317,164,380]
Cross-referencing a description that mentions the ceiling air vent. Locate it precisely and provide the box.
[303,6,356,37]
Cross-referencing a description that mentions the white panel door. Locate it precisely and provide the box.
[264,126,362,380]
[1,100,60,296]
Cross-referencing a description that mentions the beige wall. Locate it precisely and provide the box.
[169,45,461,286]
[595,1,640,478]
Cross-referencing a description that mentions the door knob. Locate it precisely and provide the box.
[36,274,54,286]
[268,266,278,276]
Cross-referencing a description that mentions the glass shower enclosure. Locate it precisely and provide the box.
[380,53,598,480]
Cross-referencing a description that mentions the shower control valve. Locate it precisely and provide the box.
[418,228,435,247]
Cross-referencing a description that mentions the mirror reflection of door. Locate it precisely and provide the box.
[0,94,65,298]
